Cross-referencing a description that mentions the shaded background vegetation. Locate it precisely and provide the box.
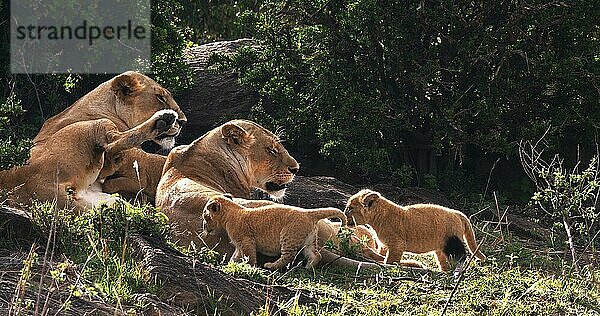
[1,0,598,203]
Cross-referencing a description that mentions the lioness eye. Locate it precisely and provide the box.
[268,147,278,156]
[156,94,167,104]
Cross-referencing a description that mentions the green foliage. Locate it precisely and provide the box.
[324,226,366,260]
[221,261,268,283]
[156,0,261,44]
[257,233,600,315]
[30,201,169,303]
[150,1,195,93]
[0,91,33,169]
[530,156,600,246]
[178,241,221,265]
[214,0,599,187]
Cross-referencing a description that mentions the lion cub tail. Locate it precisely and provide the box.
[308,207,347,226]
[459,214,487,262]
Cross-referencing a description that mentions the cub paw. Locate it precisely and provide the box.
[153,109,178,134]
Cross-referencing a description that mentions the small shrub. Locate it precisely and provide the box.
[520,136,600,270]
[325,226,370,260]
[0,91,33,169]
[221,261,268,283]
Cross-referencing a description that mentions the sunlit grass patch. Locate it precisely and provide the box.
[27,200,169,306]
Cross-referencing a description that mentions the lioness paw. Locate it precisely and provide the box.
[153,109,178,133]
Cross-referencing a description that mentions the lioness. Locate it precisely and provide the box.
[0,71,186,207]
[156,120,396,269]
[156,119,300,253]
[345,189,486,271]
[203,195,347,270]
[0,110,179,210]
[31,71,186,157]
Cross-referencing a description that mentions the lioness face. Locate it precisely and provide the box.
[345,189,381,226]
[221,120,300,199]
[111,71,187,152]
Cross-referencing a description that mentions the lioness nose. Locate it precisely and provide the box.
[288,167,299,174]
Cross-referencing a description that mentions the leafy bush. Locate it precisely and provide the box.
[0,92,33,169]
[214,0,599,188]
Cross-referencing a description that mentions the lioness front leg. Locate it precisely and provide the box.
[104,110,178,155]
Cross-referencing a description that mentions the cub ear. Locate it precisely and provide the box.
[361,191,380,208]
[111,73,143,97]
[221,123,251,146]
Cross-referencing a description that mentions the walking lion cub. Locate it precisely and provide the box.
[203,195,347,270]
[345,189,486,271]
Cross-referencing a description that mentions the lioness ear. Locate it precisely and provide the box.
[361,191,380,208]
[111,73,143,97]
[221,123,251,146]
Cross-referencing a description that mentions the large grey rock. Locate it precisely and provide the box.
[281,175,456,210]
[176,39,260,143]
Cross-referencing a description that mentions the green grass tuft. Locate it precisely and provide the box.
[29,200,169,305]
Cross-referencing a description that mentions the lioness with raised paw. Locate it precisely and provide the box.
[203,195,347,270]
[0,110,179,211]
[345,189,486,271]
[0,71,187,210]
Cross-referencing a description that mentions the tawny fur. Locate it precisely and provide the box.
[102,148,167,203]
[155,120,394,269]
[203,195,346,270]
[156,120,300,255]
[317,220,386,262]
[0,71,185,210]
[0,110,178,211]
[31,71,186,156]
[345,189,486,271]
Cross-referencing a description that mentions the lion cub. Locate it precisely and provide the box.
[203,195,347,270]
[345,189,486,271]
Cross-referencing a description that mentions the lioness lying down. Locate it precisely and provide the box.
[345,189,486,271]
[0,110,179,210]
[157,119,300,253]
[156,119,391,269]
[203,195,347,270]
[31,71,186,157]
